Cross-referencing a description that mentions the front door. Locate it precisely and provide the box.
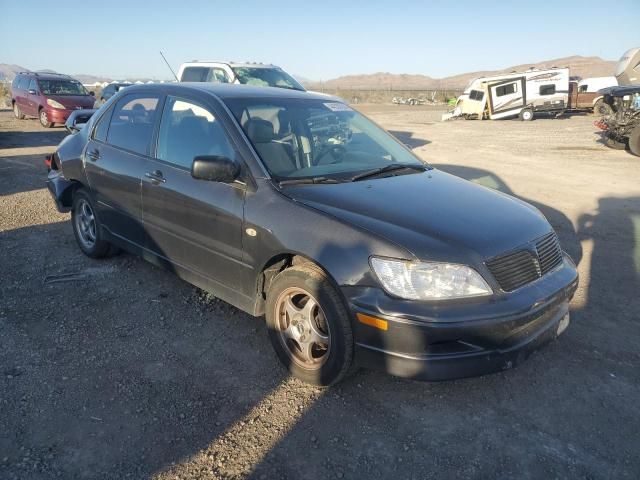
[142,95,246,290]
[84,93,162,248]
[488,77,526,116]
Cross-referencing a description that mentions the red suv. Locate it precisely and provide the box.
[11,72,96,128]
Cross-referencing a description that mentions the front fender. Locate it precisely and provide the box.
[242,179,414,300]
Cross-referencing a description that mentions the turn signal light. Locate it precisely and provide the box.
[356,313,388,331]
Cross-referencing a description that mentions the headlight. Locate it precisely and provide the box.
[370,257,492,300]
[46,99,65,109]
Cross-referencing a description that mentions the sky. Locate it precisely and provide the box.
[1,0,638,81]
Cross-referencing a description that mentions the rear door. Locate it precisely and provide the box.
[24,78,39,116]
[15,76,30,114]
[142,95,246,290]
[488,77,526,116]
[84,92,162,249]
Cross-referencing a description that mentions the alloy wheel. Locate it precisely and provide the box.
[274,287,331,370]
[74,199,97,249]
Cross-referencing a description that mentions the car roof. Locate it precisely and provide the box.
[118,82,336,101]
[600,85,640,96]
[19,72,76,81]
[182,62,280,69]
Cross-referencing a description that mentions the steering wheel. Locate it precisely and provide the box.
[314,144,347,165]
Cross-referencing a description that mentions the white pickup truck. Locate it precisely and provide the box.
[177,61,305,91]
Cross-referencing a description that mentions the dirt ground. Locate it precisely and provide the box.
[1,105,639,480]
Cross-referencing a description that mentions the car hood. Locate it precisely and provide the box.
[48,95,95,109]
[281,169,552,263]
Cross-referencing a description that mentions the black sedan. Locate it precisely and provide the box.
[47,83,578,385]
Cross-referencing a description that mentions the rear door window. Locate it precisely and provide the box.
[181,67,229,83]
[93,105,114,142]
[156,96,234,169]
[106,94,160,155]
[28,79,37,91]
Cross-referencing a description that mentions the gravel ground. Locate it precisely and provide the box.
[1,106,639,480]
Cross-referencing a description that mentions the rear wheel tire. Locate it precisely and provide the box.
[13,102,25,119]
[39,109,53,128]
[628,127,640,157]
[593,99,613,117]
[71,189,113,258]
[265,263,354,386]
[519,108,534,121]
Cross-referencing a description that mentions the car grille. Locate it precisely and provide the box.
[486,232,563,292]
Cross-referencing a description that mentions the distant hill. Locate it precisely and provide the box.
[2,55,617,88]
[305,55,617,90]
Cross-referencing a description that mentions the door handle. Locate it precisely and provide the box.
[87,149,100,161]
[145,170,166,183]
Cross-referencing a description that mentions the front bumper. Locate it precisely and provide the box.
[47,107,88,124]
[346,254,579,381]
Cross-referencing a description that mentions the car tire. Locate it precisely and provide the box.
[265,263,354,386]
[593,99,613,117]
[71,189,113,258]
[39,109,54,128]
[519,108,534,121]
[628,127,640,157]
[13,102,25,119]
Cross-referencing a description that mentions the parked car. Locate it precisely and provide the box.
[11,72,96,127]
[178,61,305,91]
[94,82,131,107]
[568,76,618,115]
[46,83,578,385]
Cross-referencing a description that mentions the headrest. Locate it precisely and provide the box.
[179,115,209,133]
[246,118,274,143]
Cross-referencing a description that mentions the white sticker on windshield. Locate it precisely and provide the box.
[324,102,352,112]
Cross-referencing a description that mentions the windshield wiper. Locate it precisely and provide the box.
[350,163,427,182]
[278,176,340,186]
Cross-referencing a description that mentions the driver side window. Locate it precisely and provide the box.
[156,96,234,169]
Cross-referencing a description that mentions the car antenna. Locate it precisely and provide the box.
[160,51,179,82]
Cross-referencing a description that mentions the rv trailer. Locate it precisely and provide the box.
[616,47,640,85]
[443,68,569,121]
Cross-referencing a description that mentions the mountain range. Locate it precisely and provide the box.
[0,55,616,89]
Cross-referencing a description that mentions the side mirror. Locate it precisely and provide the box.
[28,89,37,95]
[89,91,95,97]
[191,155,240,183]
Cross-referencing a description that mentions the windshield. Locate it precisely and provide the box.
[38,79,88,96]
[227,98,426,181]
[231,67,305,91]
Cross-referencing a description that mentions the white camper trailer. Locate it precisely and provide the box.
[443,68,570,121]
[615,47,640,85]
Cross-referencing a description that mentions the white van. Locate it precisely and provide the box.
[177,61,305,91]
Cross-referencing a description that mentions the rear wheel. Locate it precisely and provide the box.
[519,108,534,121]
[265,264,354,386]
[593,99,613,117]
[71,189,113,258]
[39,109,54,128]
[13,102,24,119]
[628,127,640,157]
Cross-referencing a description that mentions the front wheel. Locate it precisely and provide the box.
[39,109,54,128]
[593,99,613,117]
[13,102,25,119]
[71,190,113,258]
[519,108,534,121]
[265,264,354,386]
